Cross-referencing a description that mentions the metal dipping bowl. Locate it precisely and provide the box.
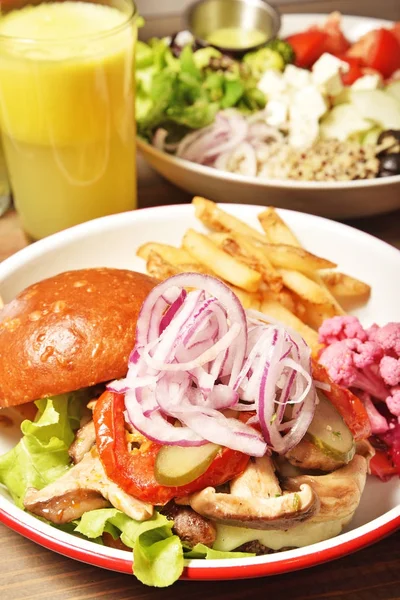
[184,0,281,54]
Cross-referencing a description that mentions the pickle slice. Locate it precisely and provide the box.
[155,442,221,487]
[307,391,355,463]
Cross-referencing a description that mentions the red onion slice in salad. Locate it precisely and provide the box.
[114,273,317,456]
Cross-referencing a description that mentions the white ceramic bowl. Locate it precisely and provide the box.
[138,14,400,220]
[0,204,399,579]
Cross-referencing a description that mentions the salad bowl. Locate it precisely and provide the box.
[138,14,400,220]
[0,203,399,580]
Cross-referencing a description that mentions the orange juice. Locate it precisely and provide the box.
[0,1,137,240]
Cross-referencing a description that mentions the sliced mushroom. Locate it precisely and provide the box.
[25,489,110,524]
[68,420,96,464]
[285,438,345,472]
[283,454,368,523]
[161,502,217,548]
[234,541,272,555]
[24,447,153,524]
[187,483,318,530]
[355,439,375,465]
[230,456,281,499]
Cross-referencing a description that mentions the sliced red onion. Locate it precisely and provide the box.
[203,113,248,159]
[159,290,187,333]
[142,323,240,372]
[155,109,289,178]
[119,273,316,456]
[177,113,231,163]
[153,128,168,152]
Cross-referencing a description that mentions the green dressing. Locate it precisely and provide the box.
[206,27,267,49]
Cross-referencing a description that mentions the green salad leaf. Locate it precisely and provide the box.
[76,508,255,585]
[0,395,256,588]
[184,543,255,560]
[76,508,184,587]
[0,394,82,507]
[135,41,265,139]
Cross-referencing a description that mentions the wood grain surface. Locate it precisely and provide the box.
[1,1,400,598]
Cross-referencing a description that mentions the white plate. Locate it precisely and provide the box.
[138,14,400,220]
[0,204,399,579]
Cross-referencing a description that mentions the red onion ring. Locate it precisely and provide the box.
[109,274,317,456]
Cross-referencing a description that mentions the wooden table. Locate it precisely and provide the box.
[1,1,400,598]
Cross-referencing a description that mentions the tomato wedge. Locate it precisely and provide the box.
[337,55,364,86]
[348,28,400,79]
[312,360,371,441]
[364,29,400,79]
[285,30,328,69]
[319,12,351,55]
[392,23,400,46]
[93,391,250,505]
[369,450,398,481]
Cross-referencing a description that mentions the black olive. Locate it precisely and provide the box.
[378,153,400,177]
[377,129,400,145]
[376,129,400,158]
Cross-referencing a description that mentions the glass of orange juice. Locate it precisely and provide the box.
[0,0,137,240]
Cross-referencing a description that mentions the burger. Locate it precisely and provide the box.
[0,268,372,587]
[0,268,157,408]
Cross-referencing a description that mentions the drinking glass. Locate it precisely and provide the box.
[0,139,10,217]
[0,0,137,240]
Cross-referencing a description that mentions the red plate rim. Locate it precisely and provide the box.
[1,503,399,580]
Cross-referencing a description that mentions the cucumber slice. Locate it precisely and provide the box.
[155,443,221,487]
[307,391,355,464]
[386,81,400,103]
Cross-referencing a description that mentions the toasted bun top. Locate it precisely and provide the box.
[0,268,157,408]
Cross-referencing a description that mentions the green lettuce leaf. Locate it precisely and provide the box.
[185,543,255,560]
[75,508,184,587]
[0,394,81,507]
[135,38,265,139]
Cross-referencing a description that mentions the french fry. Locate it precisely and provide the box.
[301,300,342,330]
[292,297,307,321]
[262,288,296,314]
[146,251,208,281]
[146,251,181,280]
[0,294,3,309]
[230,287,263,311]
[258,207,301,247]
[277,268,345,329]
[320,271,371,303]
[260,298,321,353]
[137,242,195,265]
[192,197,267,244]
[136,198,370,351]
[259,242,337,272]
[278,269,336,307]
[183,228,261,293]
[306,271,346,316]
[210,231,283,292]
[146,251,261,310]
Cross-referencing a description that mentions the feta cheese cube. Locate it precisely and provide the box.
[265,99,288,127]
[291,85,328,120]
[288,86,328,148]
[258,69,286,99]
[351,74,382,90]
[312,52,349,97]
[283,64,312,89]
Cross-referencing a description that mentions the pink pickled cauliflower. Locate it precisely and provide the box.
[318,315,368,344]
[318,317,400,475]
